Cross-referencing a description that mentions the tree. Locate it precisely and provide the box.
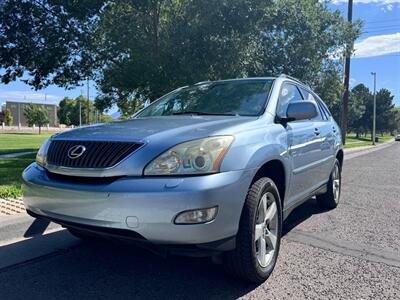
[248,0,360,83]
[0,0,103,88]
[375,89,395,135]
[313,62,344,123]
[100,114,114,123]
[346,85,397,139]
[348,84,369,137]
[4,109,13,126]
[58,97,75,126]
[57,95,95,126]
[388,108,400,136]
[23,104,50,134]
[0,0,360,116]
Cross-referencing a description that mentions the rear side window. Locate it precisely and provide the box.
[318,98,332,118]
[277,83,303,117]
[298,87,323,121]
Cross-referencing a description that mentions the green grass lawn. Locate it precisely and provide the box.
[0,133,53,155]
[344,133,393,149]
[0,133,52,198]
[0,153,36,199]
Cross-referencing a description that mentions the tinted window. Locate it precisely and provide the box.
[277,83,303,117]
[318,98,332,117]
[299,87,323,120]
[136,80,274,117]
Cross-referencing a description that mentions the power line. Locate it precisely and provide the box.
[364,25,400,30]
[361,29,400,35]
[363,24,400,30]
[364,18,400,24]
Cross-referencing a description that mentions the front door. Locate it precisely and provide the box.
[276,82,319,205]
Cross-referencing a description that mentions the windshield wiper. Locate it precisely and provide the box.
[172,111,236,116]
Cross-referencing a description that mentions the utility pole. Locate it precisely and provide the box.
[371,72,377,145]
[340,0,353,145]
[86,78,90,124]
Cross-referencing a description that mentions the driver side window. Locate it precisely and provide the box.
[277,83,303,117]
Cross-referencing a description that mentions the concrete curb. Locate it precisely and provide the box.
[344,139,396,160]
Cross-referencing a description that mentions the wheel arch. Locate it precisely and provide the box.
[251,159,287,205]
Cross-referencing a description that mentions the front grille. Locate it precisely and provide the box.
[46,140,143,168]
[46,171,124,184]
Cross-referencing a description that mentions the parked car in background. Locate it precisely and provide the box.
[22,74,343,283]
[395,134,400,141]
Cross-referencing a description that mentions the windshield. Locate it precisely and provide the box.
[136,79,274,117]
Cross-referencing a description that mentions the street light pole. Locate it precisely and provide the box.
[371,72,377,146]
[79,89,83,126]
[86,78,90,124]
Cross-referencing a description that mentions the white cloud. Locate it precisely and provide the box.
[353,32,400,57]
[386,3,394,9]
[0,90,61,105]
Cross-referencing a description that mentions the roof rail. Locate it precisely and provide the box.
[278,74,307,86]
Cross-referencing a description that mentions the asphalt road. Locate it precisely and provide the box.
[0,143,399,299]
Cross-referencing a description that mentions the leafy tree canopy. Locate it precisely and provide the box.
[58,95,98,126]
[347,84,398,137]
[23,103,50,134]
[0,0,361,115]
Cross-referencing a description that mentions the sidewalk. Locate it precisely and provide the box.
[0,151,35,160]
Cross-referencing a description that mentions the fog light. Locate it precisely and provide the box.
[174,206,218,224]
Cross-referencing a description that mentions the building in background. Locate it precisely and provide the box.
[5,101,58,127]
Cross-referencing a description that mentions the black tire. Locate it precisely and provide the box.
[223,177,283,283]
[316,159,341,210]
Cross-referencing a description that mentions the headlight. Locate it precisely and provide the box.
[36,139,51,167]
[144,136,234,175]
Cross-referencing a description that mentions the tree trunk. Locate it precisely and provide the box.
[39,125,41,135]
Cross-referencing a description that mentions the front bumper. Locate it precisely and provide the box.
[22,163,254,249]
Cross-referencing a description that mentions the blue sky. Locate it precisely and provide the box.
[0,0,399,110]
[330,0,400,105]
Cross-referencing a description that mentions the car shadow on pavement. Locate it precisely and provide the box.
[282,197,328,236]
[0,230,257,299]
[0,199,327,299]
[23,218,50,237]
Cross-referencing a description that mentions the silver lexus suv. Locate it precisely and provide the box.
[23,74,343,282]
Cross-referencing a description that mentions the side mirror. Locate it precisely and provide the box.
[286,101,318,122]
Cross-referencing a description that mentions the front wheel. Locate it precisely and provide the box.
[316,159,341,209]
[223,177,282,283]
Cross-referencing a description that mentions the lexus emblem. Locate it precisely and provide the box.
[67,145,86,159]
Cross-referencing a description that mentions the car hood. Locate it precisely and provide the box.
[53,116,257,143]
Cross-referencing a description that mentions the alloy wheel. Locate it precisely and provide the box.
[254,192,279,268]
[332,164,340,203]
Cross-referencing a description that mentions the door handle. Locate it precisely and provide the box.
[314,128,320,136]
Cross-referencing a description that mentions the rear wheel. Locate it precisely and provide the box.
[316,159,341,209]
[223,177,282,283]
